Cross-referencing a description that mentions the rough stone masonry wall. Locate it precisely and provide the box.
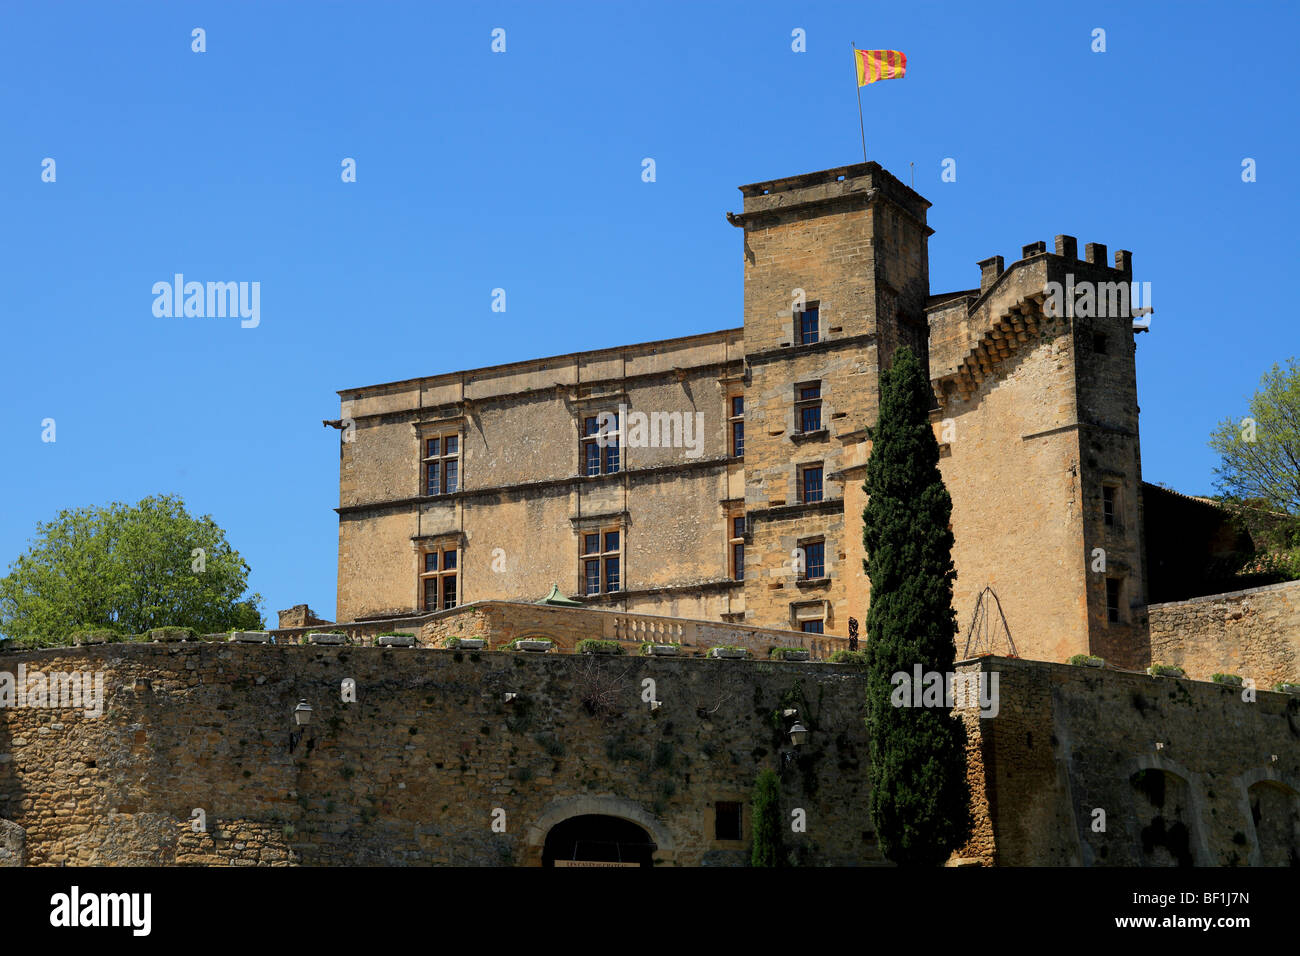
[963,656,1300,866]
[0,644,878,866]
[1148,579,1300,689]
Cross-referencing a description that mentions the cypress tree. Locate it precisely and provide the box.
[750,768,783,866]
[862,345,971,865]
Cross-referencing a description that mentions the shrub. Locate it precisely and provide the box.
[829,649,869,667]
[750,769,783,867]
[576,639,623,655]
[640,641,680,654]
[1211,673,1243,685]
[1148,663,1185,677]
[148,626,195,642]
[769,647,808,660]
[1068,654,1104,667]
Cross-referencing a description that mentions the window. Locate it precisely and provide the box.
[582,529,621,595]
[1093,332,1108,355]
[729,514,746,581]
[796,382,822,433]
[714,801,742,841]
[420,546,459,611]
[582,414,621,476]
[800,539,825,579]
[729,395,745,457]
[423,434,460,496]
[797,304,820,345]
[801,620,824,634]
[799,464,824,503]
[1106,577,1121,623]
[1102,485,1116,527]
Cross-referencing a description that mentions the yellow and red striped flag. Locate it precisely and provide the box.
[855,49,907,86]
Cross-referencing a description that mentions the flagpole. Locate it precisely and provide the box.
[851,42,867,162]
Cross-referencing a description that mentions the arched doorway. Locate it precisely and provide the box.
[542,814,656,867]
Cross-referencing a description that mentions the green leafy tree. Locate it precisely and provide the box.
[750,768,783,867]
[0,495,263,645]
[1208,358,1300,569]
[862,346,971,866]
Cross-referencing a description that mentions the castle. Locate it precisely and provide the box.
[2,162,1295,869]
[330,161,1149,669]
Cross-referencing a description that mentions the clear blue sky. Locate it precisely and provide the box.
[2,1,1296,624]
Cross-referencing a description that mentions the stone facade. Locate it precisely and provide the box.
[330,161,1151,671]
[1148,580,1300,689]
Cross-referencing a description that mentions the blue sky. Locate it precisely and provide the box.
[2,1,1296,624]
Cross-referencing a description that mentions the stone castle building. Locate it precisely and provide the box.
[331,161,1149,668]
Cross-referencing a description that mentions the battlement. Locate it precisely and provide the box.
[977,235,1133,292]
[728,161,930,228]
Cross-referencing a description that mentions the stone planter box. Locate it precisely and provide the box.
[774,650,810,662]
[77,634,109,646]
[452,638,486,650]
[582,645,620,655]
[646,644,681,657]
[1080,657,1104,668]
[230,631,271,643]
[1147,665,1185,678]
[377,634,416,647]
[1212,675,1244,687]
[1277,683,1300,695]
[515,640,553,653]
[199,633,229,643]
[710,647,749,660]
[308,632,347,645]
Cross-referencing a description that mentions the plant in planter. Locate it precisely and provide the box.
[576,639,623,656]
[148,626,195,643]
[511,638,554,652]
[376,632,416,647]
[1211,673,1244,686]
[229,630,271,643]
[308,631,348,645]
[1274,681,1300,695]
[709,645,749,660]
[828,649,869,667]
[71,628,122,646]
[640,641,681,656]
[770,647,810,662]
[1068,654,1105,668]
[1147,663,1185,678]
[444,635,486,649]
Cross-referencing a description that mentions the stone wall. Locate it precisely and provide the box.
[961,656,1300,866]
[0,643,879,866]
[1148,580,1300,688]
[2,644,1296,866]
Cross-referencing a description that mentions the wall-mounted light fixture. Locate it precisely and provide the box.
[289,699,313,754]
[789,721,808,748]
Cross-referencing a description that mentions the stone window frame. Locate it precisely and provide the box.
[795,380,822,434]
[418,423,463,498]
[417,537,462,612]
[578,524,624,597]
[790,598,829,633]
[797,462,825,503]
[579,411,622,477]
[727,392,745,457]
[795,301,821,345]
[1102,483,1120,530]
[706,796,748,849]
[727,509,747,582]
[1105,575,1123,624]
[796,536,827,581]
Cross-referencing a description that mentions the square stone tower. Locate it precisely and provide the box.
[726,162,932,631]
